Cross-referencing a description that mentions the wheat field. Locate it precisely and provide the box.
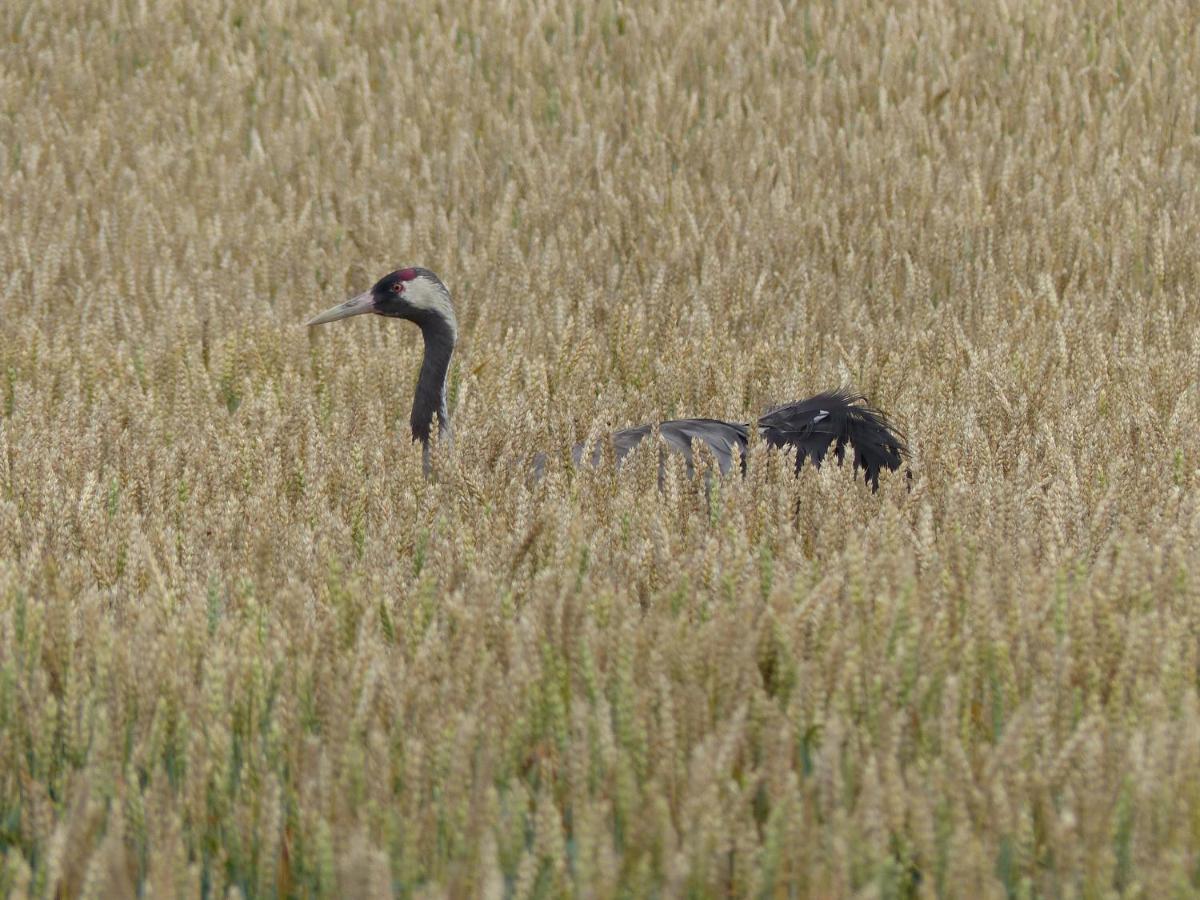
[2,0,1200,896]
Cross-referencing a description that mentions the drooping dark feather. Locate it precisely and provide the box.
[756,388,906,490]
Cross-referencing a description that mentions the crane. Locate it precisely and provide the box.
[306,267,907,487]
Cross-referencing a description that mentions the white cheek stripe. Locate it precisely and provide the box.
[407,281,446,311]
[406,278,458,334]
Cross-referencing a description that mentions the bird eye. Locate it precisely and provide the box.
[391,282,405,294]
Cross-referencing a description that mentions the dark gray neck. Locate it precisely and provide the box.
[410,315,455,449]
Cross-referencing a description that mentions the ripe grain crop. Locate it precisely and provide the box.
[2,0,1200,896]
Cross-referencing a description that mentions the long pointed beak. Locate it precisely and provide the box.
[306,291,376,326]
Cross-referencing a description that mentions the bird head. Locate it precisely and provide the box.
[307,267,456,335]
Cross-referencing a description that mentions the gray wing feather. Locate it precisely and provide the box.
[574,419,747,476]
[660,419,748,475]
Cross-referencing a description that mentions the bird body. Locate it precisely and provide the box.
[307,268,907,487]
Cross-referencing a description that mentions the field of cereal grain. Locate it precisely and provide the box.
[2,0,1200,895]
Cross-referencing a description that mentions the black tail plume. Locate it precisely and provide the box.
[756,388,907,491]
